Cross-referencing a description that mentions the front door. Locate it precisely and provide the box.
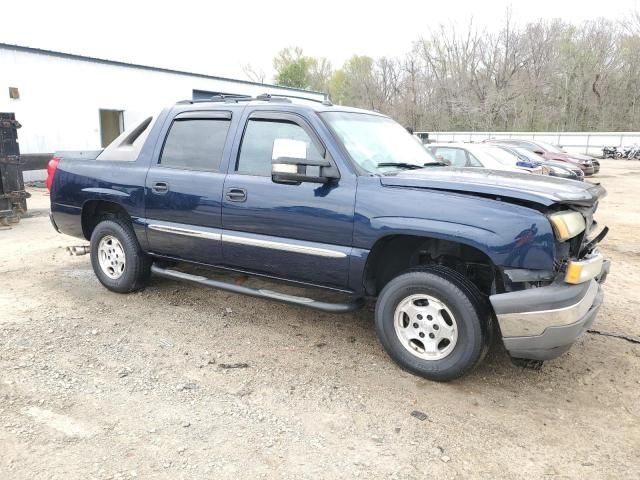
[145,110,233,264]
[221,111,356,289]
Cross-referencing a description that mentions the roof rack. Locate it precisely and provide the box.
[176,94,251,105]
[177,92,333,106]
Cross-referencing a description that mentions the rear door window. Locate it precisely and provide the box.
[160,117,231,171]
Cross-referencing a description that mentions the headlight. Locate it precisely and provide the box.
[565,253,604,284]
[549,166,572,178]
[549,211,586,241]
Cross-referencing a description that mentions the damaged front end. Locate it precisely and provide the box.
[490,185,610,362]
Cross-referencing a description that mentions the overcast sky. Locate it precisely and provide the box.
[2,0,638,82]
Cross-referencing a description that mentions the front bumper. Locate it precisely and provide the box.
[490,259,610,361]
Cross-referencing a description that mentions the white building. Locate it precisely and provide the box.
[0,43,325,180]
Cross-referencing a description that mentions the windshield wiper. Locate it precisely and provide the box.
[377,161,448,170]
[423,161,449,167]
[377,162,424,170]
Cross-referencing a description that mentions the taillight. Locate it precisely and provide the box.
[46,156,61,191]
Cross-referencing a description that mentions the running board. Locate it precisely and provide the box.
[150,265,365,313]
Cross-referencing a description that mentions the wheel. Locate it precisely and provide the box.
[374,266,492,382]
[90,217,151,293]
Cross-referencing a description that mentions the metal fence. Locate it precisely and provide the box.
[418,131,640,156]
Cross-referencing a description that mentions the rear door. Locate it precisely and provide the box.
[220,110,356,289]
[145,110,234,264]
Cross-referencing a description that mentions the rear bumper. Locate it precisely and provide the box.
[490,260,610,361]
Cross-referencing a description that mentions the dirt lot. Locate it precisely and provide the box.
[1,159,639,479]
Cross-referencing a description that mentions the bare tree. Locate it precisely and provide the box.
[271,7,640,132]
[242,64,266,84]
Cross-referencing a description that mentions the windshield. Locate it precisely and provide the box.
[321,112,440,173]
[481,146,520,166]
[512,147,544,162]
[534,141,563,153]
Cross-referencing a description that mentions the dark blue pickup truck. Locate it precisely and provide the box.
[47,94,610,381]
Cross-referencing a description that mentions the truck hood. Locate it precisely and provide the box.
[380,167,606,207]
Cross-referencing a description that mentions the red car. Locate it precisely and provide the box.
[485,139,598,175]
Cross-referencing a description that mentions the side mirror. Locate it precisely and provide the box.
[271,138,339,184]
[272,157,340,184]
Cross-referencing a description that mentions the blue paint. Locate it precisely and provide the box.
[50,100,604,297]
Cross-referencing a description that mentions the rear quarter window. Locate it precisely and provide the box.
[160,118,231,171]
[97,116,155,162]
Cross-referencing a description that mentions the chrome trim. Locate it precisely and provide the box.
[221,233,347,258]
[148,224,221,241]
[498,280,599,337]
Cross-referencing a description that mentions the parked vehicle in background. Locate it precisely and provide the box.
[602,146,623,159]
[484,139,598,176]
[427,143,549,175]
[625,144,640,160]
[554,145,601,173]
[46,94,610,382]
[495,145,584,181]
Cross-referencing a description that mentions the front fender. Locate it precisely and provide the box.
[369,216,501,261]
[363,214,554,272]
[353,178,556,275]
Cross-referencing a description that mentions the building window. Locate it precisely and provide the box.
[99,109,124,147]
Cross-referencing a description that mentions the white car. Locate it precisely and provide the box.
[426,143,549,175]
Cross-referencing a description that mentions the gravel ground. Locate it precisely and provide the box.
[1,159,639,479]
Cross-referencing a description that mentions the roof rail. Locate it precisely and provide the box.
[176,94,252,105]
[258,93,333,106]
[177,92,333,106]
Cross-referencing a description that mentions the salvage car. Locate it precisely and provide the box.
[494,145,585,181]
[427,143,549,175]
[484,139,599,175]
[47,94,610,381]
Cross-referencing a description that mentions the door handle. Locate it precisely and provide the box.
[225,188,247,202]
[151,181,169,194]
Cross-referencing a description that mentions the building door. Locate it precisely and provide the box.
[99,109,124,147]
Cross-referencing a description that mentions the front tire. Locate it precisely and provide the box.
[374,267,492,382]
[90,217,151,293]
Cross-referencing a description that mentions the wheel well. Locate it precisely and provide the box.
[81,200,131,240]
[364,235,500,296]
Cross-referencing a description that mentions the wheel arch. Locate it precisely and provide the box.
[362,231,502,297]
[81,199,133,240]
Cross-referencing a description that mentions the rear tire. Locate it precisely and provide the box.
[374,266,492,382]
[90,217,151,293]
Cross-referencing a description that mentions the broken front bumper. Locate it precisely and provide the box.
[490,259,610,361]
